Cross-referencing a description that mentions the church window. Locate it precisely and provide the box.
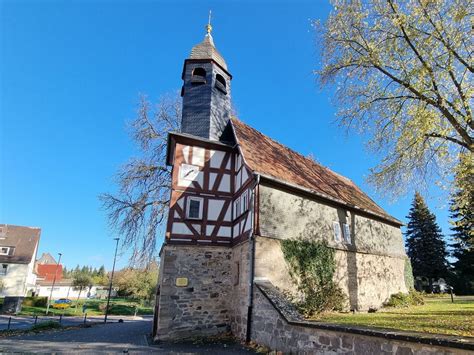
[241,190,249,214]
[0,264,8,275]
[191,67,206,84]
[343,223,351,244]
[333,222,342,242]
[187,196,203,220]
[234,197,241,219]
[215,74,227,94]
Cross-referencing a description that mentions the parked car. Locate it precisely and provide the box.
[52,298,72,309]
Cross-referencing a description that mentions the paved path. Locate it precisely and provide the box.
[0,317,153,353]
[0,317,256,354]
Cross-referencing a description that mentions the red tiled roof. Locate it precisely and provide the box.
[36,264,63,281]
[230,118,401,225]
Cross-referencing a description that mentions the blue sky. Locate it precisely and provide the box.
[1,0,452,270]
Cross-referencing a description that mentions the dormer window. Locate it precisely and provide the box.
[215,74,227,94]
[191,67,206,84]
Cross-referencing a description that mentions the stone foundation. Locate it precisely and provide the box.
[155,245,233,340]
[229,240,250,339]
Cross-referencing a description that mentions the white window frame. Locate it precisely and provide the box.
[241,190,249,215]
[234,196,241,219]
[0,247,10,256]
[180,164,199,181]
[343,223,351,244]
[333,222,342,242]
[186,196,203,220]
[0,264,8,276]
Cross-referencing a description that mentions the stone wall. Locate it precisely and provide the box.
[257,184,409,310]
[254,236,408,311]
[229,240,250,339]
[252,282,472,354]
[155,244,233,340]
[259,184,405,258]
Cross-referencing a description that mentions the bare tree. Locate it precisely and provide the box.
[316,0,473,198]
[100,94,181,265]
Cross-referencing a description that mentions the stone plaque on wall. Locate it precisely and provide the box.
[175,277,188,287]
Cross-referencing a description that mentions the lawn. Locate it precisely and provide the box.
[19,299,153,317]
[310,296,474,337]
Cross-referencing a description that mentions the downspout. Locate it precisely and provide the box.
[246,174,260,343]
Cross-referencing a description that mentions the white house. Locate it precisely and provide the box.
[36,279,115,300]
[0,224,40,297]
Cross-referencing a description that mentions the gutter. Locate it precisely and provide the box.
[246,173,260,343]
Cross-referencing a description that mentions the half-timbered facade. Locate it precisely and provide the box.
[154,25,410,342]
[165,135,254,246]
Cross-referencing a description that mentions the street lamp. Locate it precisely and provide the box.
[104,238,119,323]
[46,252,62,315]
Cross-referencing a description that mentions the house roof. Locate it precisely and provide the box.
[190,33,228,71]
[36,264,63,281]
[37,252,57,264]
[230,118,402,226]
[0,224,41,264]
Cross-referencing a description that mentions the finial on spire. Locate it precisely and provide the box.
[205,10,212,35]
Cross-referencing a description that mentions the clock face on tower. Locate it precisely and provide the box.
[180,164,199,181]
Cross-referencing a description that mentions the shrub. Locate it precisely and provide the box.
[22,297,48,307]
[280,239,345,316]
[385,290,424,308]
[31,320,62,332]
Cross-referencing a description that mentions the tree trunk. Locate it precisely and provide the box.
[75,287,82,313]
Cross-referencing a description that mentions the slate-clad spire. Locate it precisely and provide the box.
[180,21,232,142]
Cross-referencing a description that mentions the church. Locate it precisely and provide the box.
[154,23,409,341]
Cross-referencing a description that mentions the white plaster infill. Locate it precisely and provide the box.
[254,280,474,352]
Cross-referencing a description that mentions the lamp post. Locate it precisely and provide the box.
[104,238,119,324]
[46,252,62,315]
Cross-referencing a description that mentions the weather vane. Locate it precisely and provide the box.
[206,10,212,35]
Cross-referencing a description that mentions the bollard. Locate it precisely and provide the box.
[34,315,38,325]
[7,317,11,331]
[59,314,63,324]
[83,313,87,325]
[450,287,454,303]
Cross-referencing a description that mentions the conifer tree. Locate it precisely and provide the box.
[405,192,449,291]
[450,154,474,294]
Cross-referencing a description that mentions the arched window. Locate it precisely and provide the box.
[191,67,206,84]
[215,74,227,94]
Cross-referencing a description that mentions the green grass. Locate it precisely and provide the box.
[18,299,153,317]
[310,296,474,337]
[31,320,62,331]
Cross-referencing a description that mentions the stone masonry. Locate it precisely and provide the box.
[257,184,409,311]
[156,245,233,340]
[251,281,473,354]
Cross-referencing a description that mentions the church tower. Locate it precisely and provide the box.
[181,22,232,141]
